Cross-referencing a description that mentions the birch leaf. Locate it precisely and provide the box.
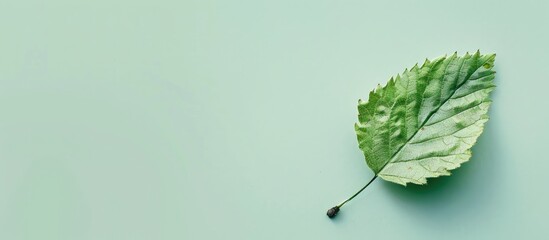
[355,51,496,186]
[327,52,496,218]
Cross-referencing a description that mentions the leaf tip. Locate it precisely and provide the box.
[473,50,481,57]
[375,84,383,92]
[387,78,397,88]
[421,58,430,67]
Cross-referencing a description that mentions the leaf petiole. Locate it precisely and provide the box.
[327,175,377,218]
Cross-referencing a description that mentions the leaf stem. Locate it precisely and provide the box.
[338,175,377,208]
[327,175,377,218]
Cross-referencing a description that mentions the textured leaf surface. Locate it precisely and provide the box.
[355,52,496,186]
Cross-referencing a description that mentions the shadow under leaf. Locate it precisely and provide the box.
[380,117,502,223]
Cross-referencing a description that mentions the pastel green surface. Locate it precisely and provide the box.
[0,1,547,239]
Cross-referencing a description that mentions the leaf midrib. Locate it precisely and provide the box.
[376,56,493,175]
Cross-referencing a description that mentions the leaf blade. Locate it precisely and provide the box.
[356,52,496,186]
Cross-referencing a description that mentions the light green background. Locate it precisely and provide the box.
[0,0,547,239]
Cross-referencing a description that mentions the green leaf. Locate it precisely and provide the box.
[355,51,496,186]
